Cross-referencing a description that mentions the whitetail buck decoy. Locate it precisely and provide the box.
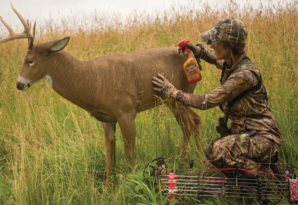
[1,4,201,182]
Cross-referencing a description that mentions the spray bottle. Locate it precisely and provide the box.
[178,40,202,84]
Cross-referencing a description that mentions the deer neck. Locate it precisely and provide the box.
[45,51,96,109]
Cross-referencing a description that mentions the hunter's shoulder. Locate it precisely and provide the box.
[230,59,260,82]
[235,57,260,75]
[239,57,258,70]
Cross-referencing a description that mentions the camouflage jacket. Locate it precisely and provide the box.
[178,49,282,145]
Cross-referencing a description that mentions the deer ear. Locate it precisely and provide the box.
[50,37,70,52]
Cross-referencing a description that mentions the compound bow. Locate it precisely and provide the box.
[143,157,298,204]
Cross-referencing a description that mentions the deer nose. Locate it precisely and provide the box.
[16,82,25,90]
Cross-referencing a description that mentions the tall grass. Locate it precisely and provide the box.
[0,1,297,204]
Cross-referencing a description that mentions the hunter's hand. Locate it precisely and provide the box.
[183,42,201,57]
[152,74,179,99]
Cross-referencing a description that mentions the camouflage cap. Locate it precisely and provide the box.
[200,18,247,45]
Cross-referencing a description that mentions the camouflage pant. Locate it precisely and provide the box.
[205,133,280,177]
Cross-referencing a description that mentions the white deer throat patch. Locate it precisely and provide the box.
[44,75,53,87]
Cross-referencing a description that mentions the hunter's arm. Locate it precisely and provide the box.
[200,49,225,69]
[176,70,258,109]
[183,42,224,69]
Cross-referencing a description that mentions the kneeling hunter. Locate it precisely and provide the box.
[152,18,282,176]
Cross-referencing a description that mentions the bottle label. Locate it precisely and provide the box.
[186,64,197,72]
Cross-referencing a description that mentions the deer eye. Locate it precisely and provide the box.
[27,60,35,66]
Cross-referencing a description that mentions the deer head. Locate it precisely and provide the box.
[0,4,70,91]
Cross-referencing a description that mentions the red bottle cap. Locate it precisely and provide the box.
[178,40,190,52]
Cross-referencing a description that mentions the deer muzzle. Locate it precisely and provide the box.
[17,76,32,91]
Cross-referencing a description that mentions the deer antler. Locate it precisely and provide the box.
[0,4,36,47]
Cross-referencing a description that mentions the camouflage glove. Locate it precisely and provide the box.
[184,42,202,57]
[152,74,181,99]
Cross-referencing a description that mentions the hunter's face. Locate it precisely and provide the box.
[211,42,231,60]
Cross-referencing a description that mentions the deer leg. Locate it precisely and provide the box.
[117,113,136,170]
[101,122,116,183]
[166,101,202,157]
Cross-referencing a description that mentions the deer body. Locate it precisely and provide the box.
[44,47,194,117]
[1,5,201,182]
[18,41,202,181]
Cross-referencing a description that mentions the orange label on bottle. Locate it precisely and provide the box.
[183,57,202,84]
[186,64,197,72]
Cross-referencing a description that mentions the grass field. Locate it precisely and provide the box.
[0,1,297,204]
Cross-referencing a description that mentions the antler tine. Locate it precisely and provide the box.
[27,19,31,30]
[0,4,34,43]
[0,16,17,43]
[10,4,31,36]
[32,21,36,38]
[0,16,14,35]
